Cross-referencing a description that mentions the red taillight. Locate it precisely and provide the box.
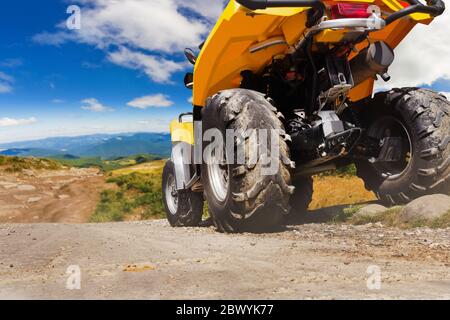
[330,3,371,19]
[398,1,410,7]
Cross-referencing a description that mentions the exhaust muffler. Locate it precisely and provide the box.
[350,41,395,87]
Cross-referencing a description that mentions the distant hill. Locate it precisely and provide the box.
[0,132,171,159]
[0,155,62,173]
[0,134,120,150]
[49,153,163,172]
[0,148,65,157]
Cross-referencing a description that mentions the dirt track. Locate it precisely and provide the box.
[0,168,106,223]
[1,215,450,299]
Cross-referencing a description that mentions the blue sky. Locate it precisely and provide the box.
[0,0,449,143]
[0,0,225,143]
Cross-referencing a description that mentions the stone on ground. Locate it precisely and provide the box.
[399,194,450,222]
[354,204,388,218]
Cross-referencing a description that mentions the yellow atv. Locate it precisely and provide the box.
[162,0,449,233]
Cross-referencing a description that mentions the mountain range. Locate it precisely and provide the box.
[0,132,172,159]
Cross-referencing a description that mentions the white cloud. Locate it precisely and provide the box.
[81,98,113,112]
[137,119,172,131]
[178,0,227,21]
[0,71,14,93]
[50,0,209,52]
[127,94,173,109]
[0,72,15,83]
[33,31,73,46]
[51,99,65,103]
[0,117,37,127]
[0,83,13,93]
[108,47,184,83]
[31,1,449,91]
[188,96,193,104]
[377,12,450,90]
[33,0,226,83]
[0,58,23,68]
[81,61,101,69]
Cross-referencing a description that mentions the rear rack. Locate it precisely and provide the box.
[236,0,445,25]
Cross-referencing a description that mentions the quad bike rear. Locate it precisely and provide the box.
[162,0,449,233]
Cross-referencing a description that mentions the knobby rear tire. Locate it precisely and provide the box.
[202,89,294,233]
[355,88,450,205]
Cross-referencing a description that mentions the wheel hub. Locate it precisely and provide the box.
[369,116,413,179]
[165,174,178,215]
[207,148,230,203]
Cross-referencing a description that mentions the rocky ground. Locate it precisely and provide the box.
[0,167,106,223]
[0,215,449,299]
[0,162,449,299]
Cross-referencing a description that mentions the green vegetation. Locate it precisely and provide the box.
[331,204,365,223]
[334,164,357,177]
[320,164,357,177]
[0,155,61,173]
[90,170,165,222]
[50,154,162,172]
[347,206,403,226]
[1,153,163,173]
[426,211,450,229]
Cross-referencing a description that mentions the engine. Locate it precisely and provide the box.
[239,40,395,171]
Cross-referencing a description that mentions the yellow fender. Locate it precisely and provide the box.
[192,0,434,107]
[170,120,194,145]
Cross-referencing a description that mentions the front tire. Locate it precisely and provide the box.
[355,88,450,205]
[162,160,203,227]
[202,89,294,233]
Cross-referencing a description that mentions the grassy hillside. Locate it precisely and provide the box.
[0,154,166,223]
[0,155,61,173]
[90,163,164,222]
[110,159,167,176]
[50,154,163,172]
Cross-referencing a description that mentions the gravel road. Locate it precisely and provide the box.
[1,217,450,299]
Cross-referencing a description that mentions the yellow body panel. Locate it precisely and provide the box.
[192,0,433,107]
[169,120,194,145]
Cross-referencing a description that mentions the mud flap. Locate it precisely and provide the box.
[170,117,195,191]
[172,142,193,191]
